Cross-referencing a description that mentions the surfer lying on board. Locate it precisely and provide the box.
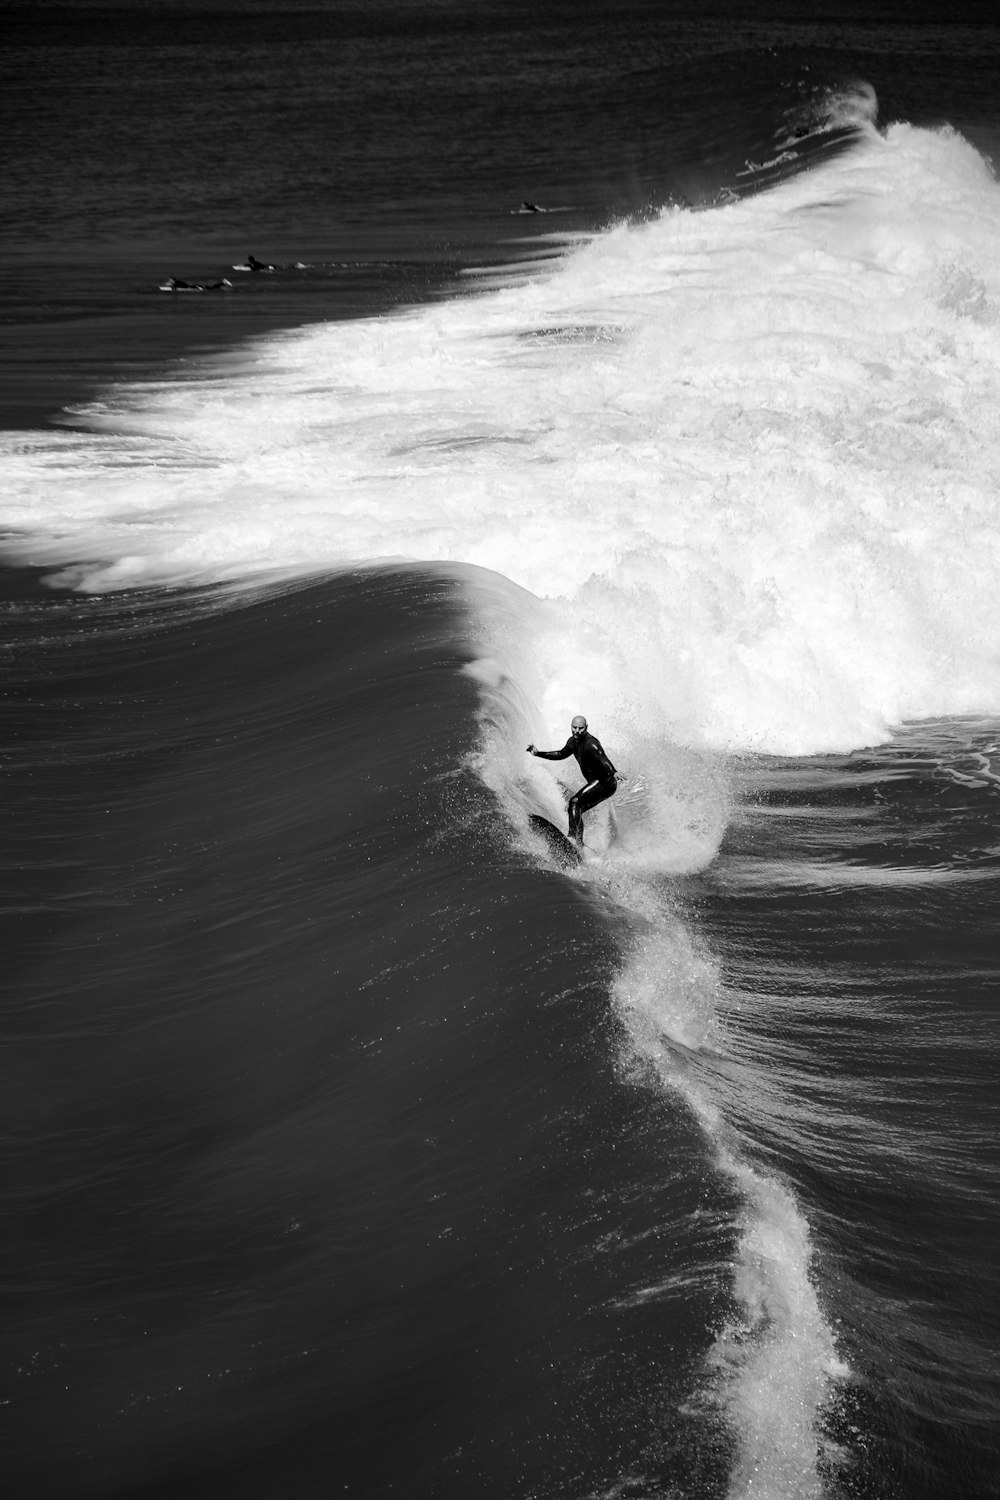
[159,276,232,292]
[527,716,622,845]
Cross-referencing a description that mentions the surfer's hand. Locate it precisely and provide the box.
[526,744,536,754]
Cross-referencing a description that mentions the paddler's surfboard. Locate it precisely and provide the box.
[528,814,582,868]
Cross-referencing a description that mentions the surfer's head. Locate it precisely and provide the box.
[571,716,587,737]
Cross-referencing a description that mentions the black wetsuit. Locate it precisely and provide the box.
[533,731,618,842]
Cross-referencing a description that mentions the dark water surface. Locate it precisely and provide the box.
[695,739,1000,1497]
[0,0,881,427]
[2,571,730,1499]
[3,4,1000,1498]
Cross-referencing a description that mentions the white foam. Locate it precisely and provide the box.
[613,929,848,1500]
[711,1160,849,1500]
[5,118,1000,759]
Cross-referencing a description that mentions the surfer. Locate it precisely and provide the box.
[527,716,621,845]
[159,276,232,292]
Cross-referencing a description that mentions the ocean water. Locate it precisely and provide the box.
[2,3,1000,1497]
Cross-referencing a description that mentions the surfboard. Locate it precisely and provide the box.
[528,814,582,867]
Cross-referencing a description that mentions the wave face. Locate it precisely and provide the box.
[6,112,1000,756]
[1,570,745,1500]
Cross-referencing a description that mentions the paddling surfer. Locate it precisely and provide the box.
[527,716,622,845]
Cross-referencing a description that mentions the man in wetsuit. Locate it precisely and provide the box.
[526,716,621,845]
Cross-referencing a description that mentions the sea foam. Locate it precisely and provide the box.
[612,919,849,1500]
[4,118,1000,758]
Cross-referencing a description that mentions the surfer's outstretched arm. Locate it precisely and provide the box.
[526,739,574,760]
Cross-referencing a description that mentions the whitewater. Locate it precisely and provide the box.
[4,103,1000,1500]
[6,117,1000,756]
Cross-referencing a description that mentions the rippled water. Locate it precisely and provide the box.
[3,5,1000,1497]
